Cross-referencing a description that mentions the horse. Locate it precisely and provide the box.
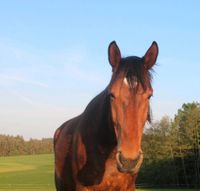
[54,41,159,191]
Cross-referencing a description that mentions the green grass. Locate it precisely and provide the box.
[0,154,198,191]
[0,154,55,191]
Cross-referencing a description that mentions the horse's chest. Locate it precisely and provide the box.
[97,157,135,190]
[76,151,136,190]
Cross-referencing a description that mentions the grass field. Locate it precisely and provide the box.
[0,154,55,191]
[0,154,198,191]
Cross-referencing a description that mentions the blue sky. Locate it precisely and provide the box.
[0,1,200,139]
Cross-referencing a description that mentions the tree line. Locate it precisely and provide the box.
[0,135,53,156]
[137,102,200,188]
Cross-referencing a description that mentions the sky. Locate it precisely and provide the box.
[0,1,200,139]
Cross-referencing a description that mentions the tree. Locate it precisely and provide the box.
[0,134,53,156]
[172,102,200,188]
[138,103,200,188]
[173,102,200,150]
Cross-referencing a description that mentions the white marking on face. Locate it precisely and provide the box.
[123,77,129,87]
[123,77,138,88]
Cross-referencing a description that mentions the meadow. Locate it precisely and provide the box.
[0,154,198,191]
[0,154,54,191]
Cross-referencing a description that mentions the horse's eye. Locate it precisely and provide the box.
[110,93,115,101]
[148,95,152,100]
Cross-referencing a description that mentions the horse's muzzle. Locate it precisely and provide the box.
[116,151,143,174]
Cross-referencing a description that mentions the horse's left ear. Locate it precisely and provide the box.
[144,41,159,70]
[108,41,121,72]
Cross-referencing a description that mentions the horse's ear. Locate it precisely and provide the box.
[144,41,159,70]
[108,41,121,71]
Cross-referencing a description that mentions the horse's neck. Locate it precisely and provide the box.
[81,88,116,147]
[83,89,110,128]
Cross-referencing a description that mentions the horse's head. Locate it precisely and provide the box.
[108,41,158,174]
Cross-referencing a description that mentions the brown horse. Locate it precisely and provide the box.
[54,41,159,191]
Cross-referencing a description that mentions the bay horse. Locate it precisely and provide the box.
[54,41,159,191]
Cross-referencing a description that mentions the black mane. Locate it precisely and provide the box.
[116,56,153,91]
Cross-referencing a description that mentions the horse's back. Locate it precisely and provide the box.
[54,115,81,191]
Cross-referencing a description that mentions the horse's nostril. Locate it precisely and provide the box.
[116,151,143,173]
[118,152,139,169]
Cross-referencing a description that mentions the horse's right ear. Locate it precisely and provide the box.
[108,41,121,72]
[144,41,159,70]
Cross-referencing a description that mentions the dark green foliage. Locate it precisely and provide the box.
[0,135,53,156]
[137,102,200,188]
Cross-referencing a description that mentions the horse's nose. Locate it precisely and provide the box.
[116,151,143,174]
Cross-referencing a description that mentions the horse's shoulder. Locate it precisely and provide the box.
[54,114,82,146]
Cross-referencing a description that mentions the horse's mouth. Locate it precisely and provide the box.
[116,151,144,174]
